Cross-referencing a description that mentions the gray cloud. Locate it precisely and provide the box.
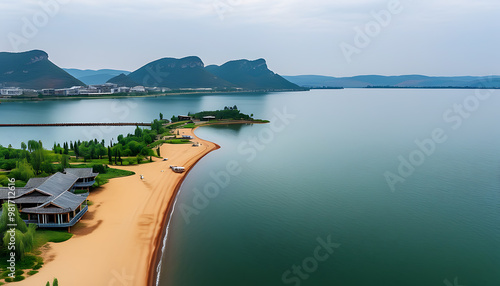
[1,0,499,76]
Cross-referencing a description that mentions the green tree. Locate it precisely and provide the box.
[10,159,35,182]
[78,144,91,162]
[53,278,59,286]
[40,160,55,175]
[74,143,79,158]
[142,133,153,144]
[2,229,25,258]
[61,154,70,169]
[27,140,37,152]
[22,223,37,252]
[117,149,122,165]
[63,142,69,155]
[159,112,163,120]
[30,148,45,174]
[108,147,112,164]
[0,202,35,259]
[134,126,143,137]
[20,142,27,151]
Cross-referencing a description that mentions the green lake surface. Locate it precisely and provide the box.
[0,89,498,285]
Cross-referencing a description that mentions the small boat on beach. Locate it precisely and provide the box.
[169,166,186,173]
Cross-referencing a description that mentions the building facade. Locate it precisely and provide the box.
[0,168,98,231]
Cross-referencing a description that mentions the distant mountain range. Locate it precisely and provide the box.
[110,56,232,89]
[0,50,83,89]
[63,68,130,85]
[0,50,301,91]
[3,50,499,91]
[206,59,299,90]
[283,75,500,88]
[108,57,302,91]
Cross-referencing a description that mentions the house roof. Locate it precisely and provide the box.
[37,172,78,196]
[21,192,87,214]
[25,177,50,188]
[50,192,87,211]
[1,171,93,215]
[22,206,71,214]
[0,187,36,200]
[64,168,98,179]
[12,195,51,204]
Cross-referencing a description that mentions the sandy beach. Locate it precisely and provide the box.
[19,128,218,286]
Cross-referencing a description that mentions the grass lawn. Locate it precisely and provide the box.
[165,139,191,144]
[96,168,135,185]
[182,123,196,128]
[34,230,73,248]
[167,121,189,129]
[69,158,110,165]
[70,163,135,186]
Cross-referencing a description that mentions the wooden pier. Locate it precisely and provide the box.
[0,123,151,127]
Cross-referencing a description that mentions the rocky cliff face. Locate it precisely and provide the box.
[28,50,48,64]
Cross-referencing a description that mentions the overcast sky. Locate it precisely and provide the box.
[1,0,499,76]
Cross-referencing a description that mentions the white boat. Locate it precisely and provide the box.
[169,166,186,173]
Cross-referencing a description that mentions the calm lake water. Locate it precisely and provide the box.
[1,89,499,285]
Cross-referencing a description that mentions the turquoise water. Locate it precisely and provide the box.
[158,90,500,286]
[1,90,499,285]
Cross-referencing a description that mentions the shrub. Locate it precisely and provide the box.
[91,164,107,174]
[13,275,25,281]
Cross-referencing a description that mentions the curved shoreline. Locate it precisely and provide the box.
[18,128,218,286]
[18,123,263,286]
[147,129,220,286]
[146,122,267,285]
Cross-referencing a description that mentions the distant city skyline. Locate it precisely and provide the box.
[1,0,499,77]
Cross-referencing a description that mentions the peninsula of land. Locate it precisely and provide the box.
[18,128,216,286]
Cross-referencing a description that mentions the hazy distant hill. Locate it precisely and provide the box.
[108,73,139,87]
[284,75,500,88]
[64,68,130,85]
[0,50,83,89]
[108,56,231,88]
[205,59,301,90]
